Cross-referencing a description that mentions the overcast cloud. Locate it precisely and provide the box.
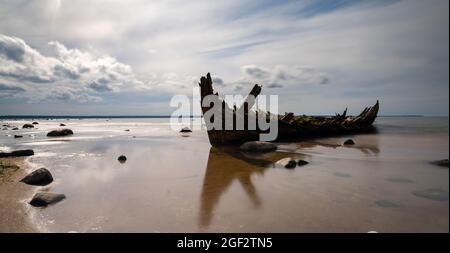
[0,0,448,115]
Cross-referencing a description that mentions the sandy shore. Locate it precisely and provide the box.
[0,157,37,232]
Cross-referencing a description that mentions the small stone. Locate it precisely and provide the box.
[60,123,66,126]
[20,168,54,186]
[29,192,66,207]
[32,122,39,125]
[431,159,449,168]
[285,160,297,169]
[118,155,127,163]
[22,124,34,129]
[12,127,18,130]
[14,135,23,138]
[343,139,355,145]
[180,127,192,133]
[297,160,309,166]
[124,129,130,132]
[240,141,277,152]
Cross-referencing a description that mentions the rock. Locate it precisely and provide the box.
[32,122,39,125]
[22,124,34,129]
[180,127,192,133]
[12,127,18,130]
[297,160,309,166]
[240,141,277,152]
[275,157,296,169]
[431,159,449,167]
[59,123,66,126]
[124,129,130,132]
[20,168,53,186]
[118,155,127,163]
[29,192,66,207]
[285,160,297,169]
[47,129,74,137]
[0,149,34,158]
[343,139,355,145]
[14,135,23,138]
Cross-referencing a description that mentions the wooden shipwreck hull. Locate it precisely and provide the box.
[199,73,379,146]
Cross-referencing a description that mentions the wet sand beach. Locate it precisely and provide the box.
[0,117,448,232]
[0,157,37,232]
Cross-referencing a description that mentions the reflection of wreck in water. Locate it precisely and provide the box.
[199,73,379,146]
[198,140,381,229]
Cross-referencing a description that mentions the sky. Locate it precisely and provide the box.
[0,0,448,116]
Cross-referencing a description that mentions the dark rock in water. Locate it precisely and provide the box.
[240,141,277,152]
[29,192,66,207]
[297,160,309,166]
[375,200,400,208]
[14,135,23,138]
[180,127,192,133]
[431,159,449,168]
[0,149,34,158]
[124,129,130,132]
[285,160,297,169]
[343,139,355,145]
[20,168,53,186]
[12,127,18,130]
[59,123,66,126]
[22,124,34,129]
[118,155,127,163]
[32,122,39,125]
[413,188,449,202]
[47,129,74,137]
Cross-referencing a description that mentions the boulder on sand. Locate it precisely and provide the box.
[240,141,277,152]
[47,129,74,137]
[20,168,53,186]
[22,124,34,129]
[0,149,34,158]
[29,192,66,207]
[343,139,355,145]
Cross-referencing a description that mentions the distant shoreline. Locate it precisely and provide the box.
[1,115,445,120]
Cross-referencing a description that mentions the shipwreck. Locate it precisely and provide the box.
[199,73,379,146]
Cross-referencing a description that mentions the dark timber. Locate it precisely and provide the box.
[199,73,379,146]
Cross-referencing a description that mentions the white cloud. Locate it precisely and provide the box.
[0,34,146,103]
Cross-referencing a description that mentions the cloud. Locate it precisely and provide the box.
[0,34,145,102]
[0,83,25,92]
[239,64,329,89]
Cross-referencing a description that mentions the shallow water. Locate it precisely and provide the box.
[0,117,448,232]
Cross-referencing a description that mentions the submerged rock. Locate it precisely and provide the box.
[12,127,18,130]
[0,149,34,158]
[343,139,355,145]
[297,160,309,166]
[59,123,66,127]
[118,155,127,163]
[275,157,296,169]
[29,192,66,207]
[180,127,192,133]
[431,159,449,168]
[240,141,277,152]
[20,168,53,186]
[47,129,74,137]
[22,124,34,129]
[413,188,448,202]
